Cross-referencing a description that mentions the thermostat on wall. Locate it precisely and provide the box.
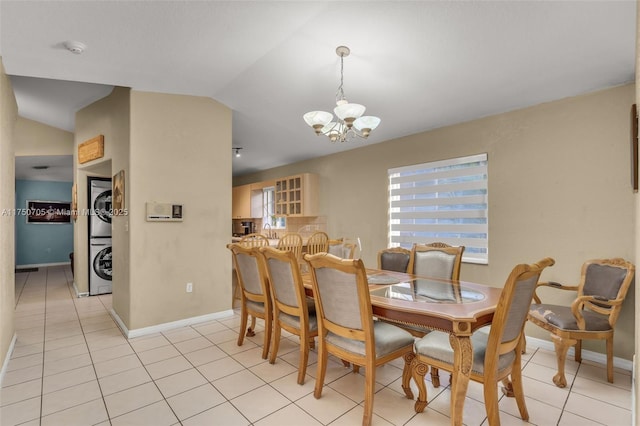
[146,202,183,222]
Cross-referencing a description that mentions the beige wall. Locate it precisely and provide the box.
[238,84,636,360]
[14,116,73,156]
[0,58,18,370]
[75,88,232,332]
[126,91,232,329]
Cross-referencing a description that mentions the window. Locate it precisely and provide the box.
[388,153,488,264]
[262,187,286,229]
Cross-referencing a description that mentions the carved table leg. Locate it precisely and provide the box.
[551,334,576,388]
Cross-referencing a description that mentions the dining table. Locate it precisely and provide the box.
[302,267,503,426]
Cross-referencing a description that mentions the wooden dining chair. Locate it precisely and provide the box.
[407,242,465,280]
[528,258,635,387]
[377,247,411,272]
[227,243,272,359]
[306,231,329,255]
[239,232,270,248]
[231,233,271,303]
[328,238,356,259]
[304,252,415,426]
[276,232,303,262]
[411,257,555,426]
[260,246,318,384]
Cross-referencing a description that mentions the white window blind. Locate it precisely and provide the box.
[388,153,488,264]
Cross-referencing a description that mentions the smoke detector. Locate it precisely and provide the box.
[64,41,86,54]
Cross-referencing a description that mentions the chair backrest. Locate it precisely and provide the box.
[305,253,373,347]
[408,242,465,280]
[276,233,303,262]
[227,243,270,302]
[578,258,635,325]
[306,231,329,255]
[328,239,356,259]
[486,257,555,366]
[378,247,411,272]
[261,246,310,320]
[239,233,270,248]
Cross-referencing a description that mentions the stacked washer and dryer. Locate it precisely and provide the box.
[88,177,113,295]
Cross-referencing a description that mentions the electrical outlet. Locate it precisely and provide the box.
[186,282,193,293]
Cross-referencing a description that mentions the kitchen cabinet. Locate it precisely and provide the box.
[233,184,263,219]
[274,173,318,217]
[232,184,251,219]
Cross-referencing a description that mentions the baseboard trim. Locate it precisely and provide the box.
[109,309,235,339]
[72,281,89,298]
[525,335,633,372]
[16,262,70,268]
[0,334,17,387]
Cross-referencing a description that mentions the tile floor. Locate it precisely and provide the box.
[0,265,633,425]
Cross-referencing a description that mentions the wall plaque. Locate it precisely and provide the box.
[78,135,104,164]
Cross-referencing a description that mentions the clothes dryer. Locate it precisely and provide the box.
[89,238,112,295]
[88,177,112,238]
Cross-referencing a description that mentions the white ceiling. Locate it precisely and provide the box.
[1,1,636,178]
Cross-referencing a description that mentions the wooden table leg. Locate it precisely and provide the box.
[449,334,472,426]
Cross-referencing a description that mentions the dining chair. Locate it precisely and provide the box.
[306,231,329,255]
[239,232,270,248]
[377,247,411,272]
[528,258,635,387]
[260,246,318,384]
[328,238,356,259]
[407,242,465,280]
[304,252,415,426]
[411,257,555,426]
[276,232,303,263]
[231,233,271,303]
[227,243,272,359]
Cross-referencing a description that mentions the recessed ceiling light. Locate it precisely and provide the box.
[64,41,86,54]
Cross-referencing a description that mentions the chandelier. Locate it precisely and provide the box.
[303,46,380,143]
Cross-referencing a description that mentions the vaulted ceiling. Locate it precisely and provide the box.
[1,1,636,177]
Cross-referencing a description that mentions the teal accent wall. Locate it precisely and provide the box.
[15,180,73,266]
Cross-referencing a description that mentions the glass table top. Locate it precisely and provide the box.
[369,279,485,304]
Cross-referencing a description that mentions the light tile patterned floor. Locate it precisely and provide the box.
[0,266,632,425]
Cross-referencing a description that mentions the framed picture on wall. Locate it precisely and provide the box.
[71,183,78,221]
[26,200,72,224]
[112,169,125,215]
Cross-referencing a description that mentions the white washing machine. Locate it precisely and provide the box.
[89,178,112,238]
[89,238,112,295]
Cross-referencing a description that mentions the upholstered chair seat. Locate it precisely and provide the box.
[529,305,611,331]
[325,321,414,357]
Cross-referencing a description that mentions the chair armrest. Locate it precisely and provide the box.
[570,295,624,329]
[532,281,579,304]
